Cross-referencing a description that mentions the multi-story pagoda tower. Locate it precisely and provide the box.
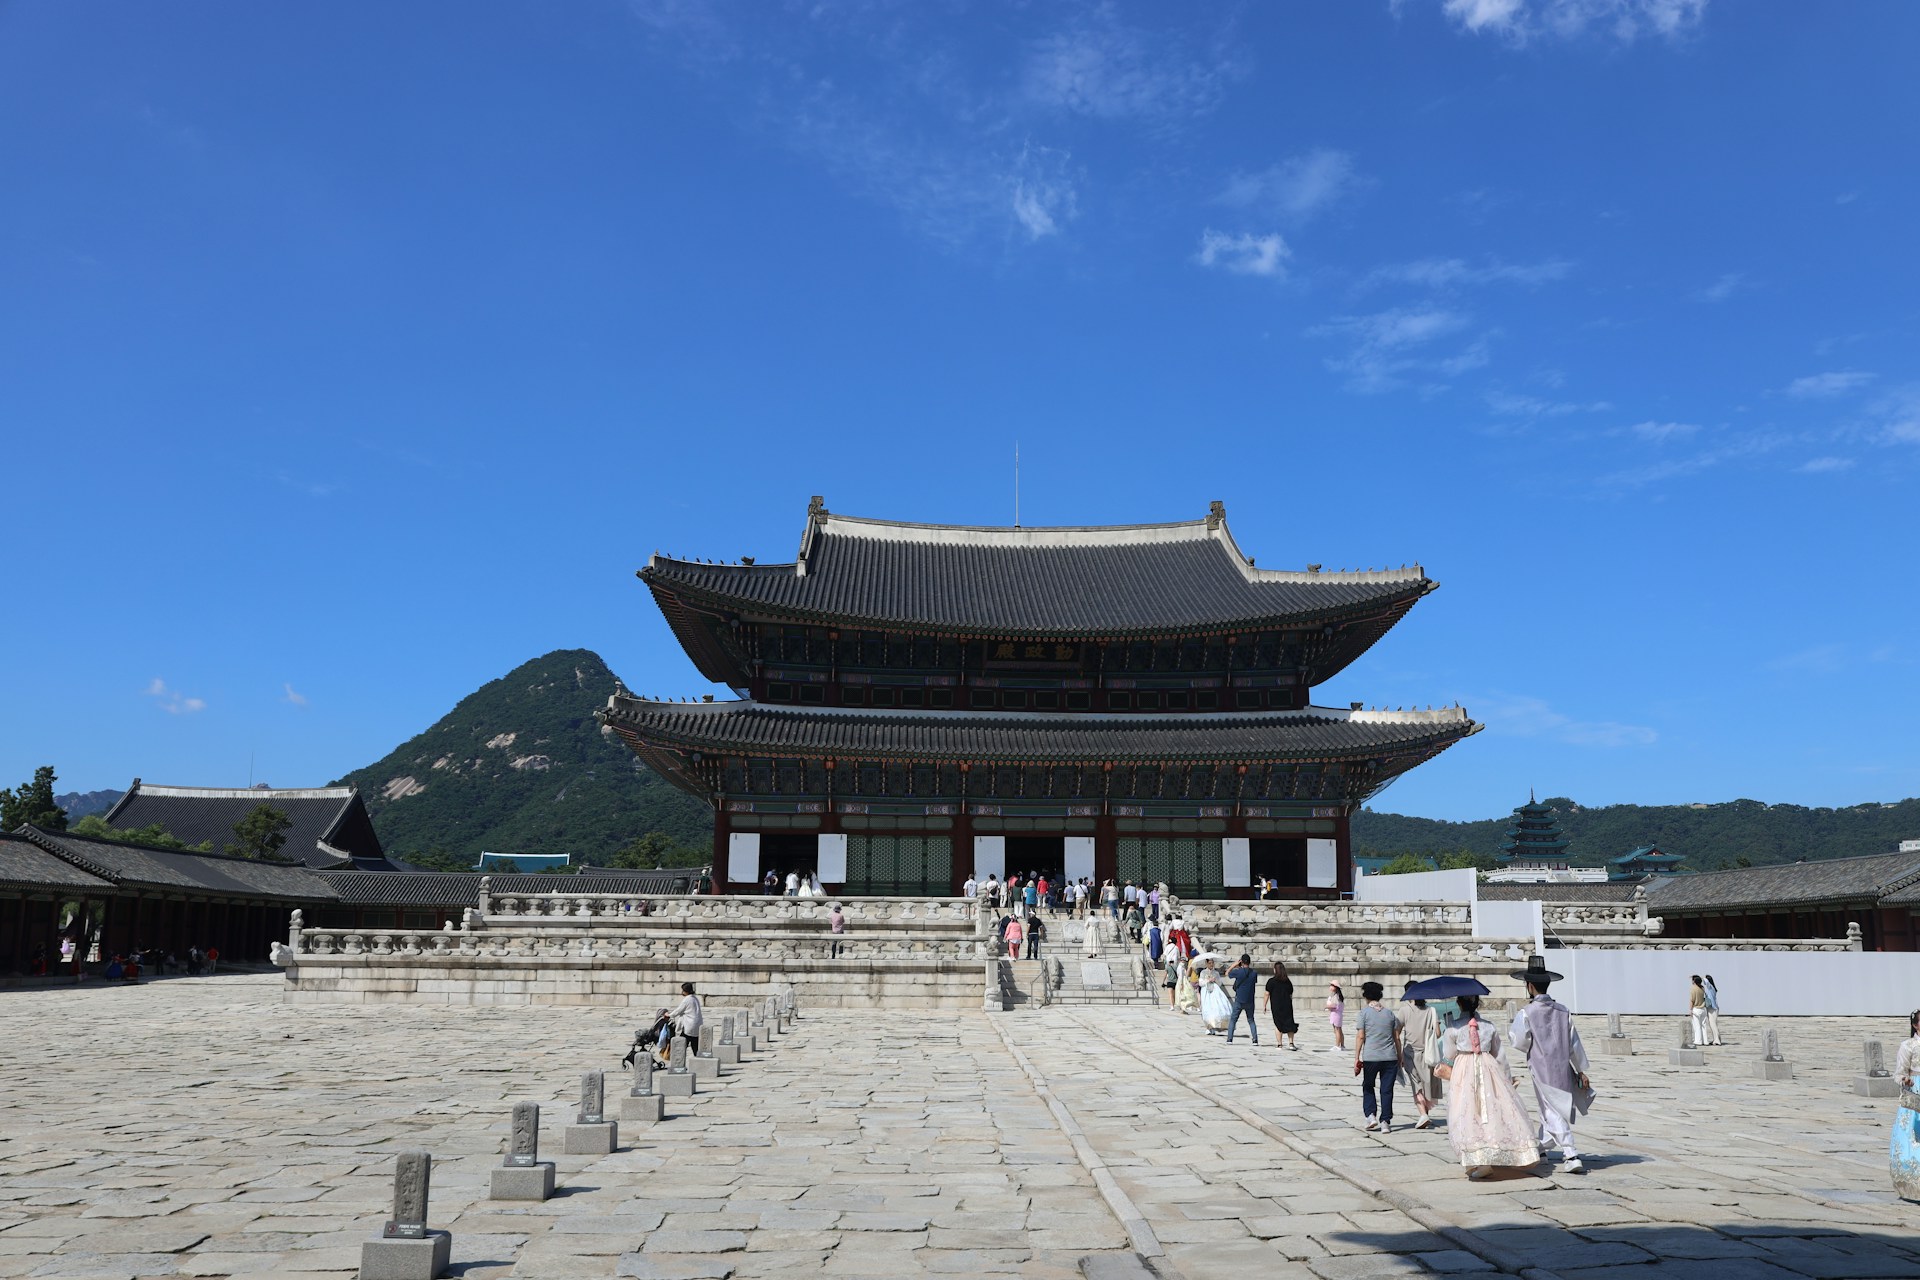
[1498,792,1572,873]
[599,498,1479,897]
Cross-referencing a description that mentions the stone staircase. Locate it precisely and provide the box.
[1041,917,1163,1007]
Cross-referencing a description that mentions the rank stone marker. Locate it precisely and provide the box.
[715,1011,742,1066]
[1857,1041,1901,1098]
[623,1051,665,1122]
[360,1150,452,1280]
[1602,1012,1633,1056]
[691,1024,720,1079]
[1669,1017,1706,1066]
[563,1070,619,1155]
[1753,1024,1794,1080]
[490,1101,555,1201]
[659,1035,697,1097]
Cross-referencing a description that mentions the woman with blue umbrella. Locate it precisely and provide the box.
[1415,976,1540,1180]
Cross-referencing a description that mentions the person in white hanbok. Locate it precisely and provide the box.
[1082,915,1104,958]
[1198,960,1232,1034]
[1509,956,1592,1174]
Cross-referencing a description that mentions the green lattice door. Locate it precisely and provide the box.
[1116,837,1226,898]
[846,834,953,895]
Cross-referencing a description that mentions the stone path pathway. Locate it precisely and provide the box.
[1,977,1916,1279]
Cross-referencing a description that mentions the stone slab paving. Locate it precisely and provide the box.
[4,979,1918,1279]
[1010,1006,1920,1278]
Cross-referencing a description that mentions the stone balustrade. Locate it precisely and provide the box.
[1168,899,1475,931]
[480,893,977,930]
[1573,936,1857,953]
[293,926,986,963]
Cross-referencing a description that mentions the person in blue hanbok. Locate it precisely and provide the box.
[1893,1009,1920,1202]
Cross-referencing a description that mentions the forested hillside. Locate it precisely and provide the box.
[1352,796,1920,871]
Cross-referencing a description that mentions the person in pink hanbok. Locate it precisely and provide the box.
[1437,994,1540,1180]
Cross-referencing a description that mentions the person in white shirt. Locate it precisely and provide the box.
[668,981,703,1044]
[784,871,799,897]
[963,874,978,899]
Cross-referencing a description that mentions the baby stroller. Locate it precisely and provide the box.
[620,1009,673,1067]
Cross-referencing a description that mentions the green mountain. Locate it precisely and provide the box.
[1353,795,1920,872]
[332,649,711,865]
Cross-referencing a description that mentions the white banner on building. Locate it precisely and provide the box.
[1064,835,1096,883]
[973,834,1006,882]
[1222,837,1251,887]
[727,832,761,884]
[816,832,848,884]
[1307,837,1338,889]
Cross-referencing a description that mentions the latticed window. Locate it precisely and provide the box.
[845,835,953,895]
[1116,837,1225,898]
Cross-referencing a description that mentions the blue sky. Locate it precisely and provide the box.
[4,1,1917,824]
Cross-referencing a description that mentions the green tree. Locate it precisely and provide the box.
[229,804,292,860]
[488,858,521,874]
[1376,853,1437,876]
[605,830,706,869]
[1,765,68,832]
[69,814,212,852]
[1437,849,1501,873]
[395,849,480,872]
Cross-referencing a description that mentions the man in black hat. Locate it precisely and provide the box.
[1508,954,1590,1174]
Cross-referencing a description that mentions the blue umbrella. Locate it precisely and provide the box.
[1402,975,1491,1000]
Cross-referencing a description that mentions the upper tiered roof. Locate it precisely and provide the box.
[643,498,1433,640]
[104,781,390,870]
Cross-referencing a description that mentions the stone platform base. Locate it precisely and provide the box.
[659,1072,696,1097]
[360,1230,451,1280]
[1601,1037,1633,1056]
[563,1121,618,1154]
[1855,1074,1901,1097]
[1753,1059,1794,1080]
[716,1044,741,1066]
[623,1092,665,1122]
[691,1055,719,1080]
[1669,1048,1707,1066]
[490,1162,555,1201]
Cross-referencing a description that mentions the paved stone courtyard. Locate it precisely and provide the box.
[1,977,1916,1279]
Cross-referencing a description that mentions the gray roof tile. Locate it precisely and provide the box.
[0,834,117,892]
[103,783,386,869]
[22,827,339,899]
[1646,850,1920,911]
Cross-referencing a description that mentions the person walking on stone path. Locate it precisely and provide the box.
[1173,952,1198,1015]
[1326,983,1347,1052]
[1024,878,1040,917]
[1437,993,1539,1180]
[1026,914,1047,961]
[1225,954,1260,1046]
[1509,955,1591,1175]
[964,873,977,900]
[1125,898,1145,943]
[763,868,779,895]
[829,903,846,958]
[1397,981,1440,1128]
[1264,961,1299,1050]
[669,981,703,1045]
[1103,878,1118,919]
[1082,913,1103,959]
[1354,982,1401,1130]
[1147,884,1161,924]
[1889,1008,1920,1201]
[785,870,800,897]
[1003,914,1024,961]
[1688,974,1710,1047]
[1701,974,1724,1045]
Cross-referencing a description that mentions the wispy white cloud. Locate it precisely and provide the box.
[1472,692,1657,748]
[1310,306,1489,394]
[1765,641,1895,674]
[1595,430,1786,488]
[1871,386,1920,445]
[1693,271,1747,303]
[1432,0,1708,44]
[1486,390,1612,418]
[1361,256,1572,290]
[1784,371,1875,398]
[1796,456,1855,474]
[1195,230,1290,278]
[1022,11,1243,124]
[274,470,335,499]
[1621,420,1700,442]
[283,683,309,708]
[1216,148,1362,223]
[146,678,206,715]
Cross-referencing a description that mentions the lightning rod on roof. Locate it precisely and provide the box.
[1014,440,1020,528]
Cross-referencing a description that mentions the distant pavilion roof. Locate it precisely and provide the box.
[103,781,389,870]
[601,695,1479,765]
[642,499,1433,644]
[14,826,339,900]
[1646,849,1920,912]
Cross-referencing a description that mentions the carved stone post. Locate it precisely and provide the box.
[490,1102,555,1201]
[287,908,304,950]
[361,1150,452,1279]
[1753,1023,1793,1080]
[691,1024,720,1080]
[659,1033,697,1098]
[563,1071,618,1155]
[1856,1041,1900,1097]
[1602,1011,1633,1056]
[1668,1017,1706,1066]
[623,1050,664,1122]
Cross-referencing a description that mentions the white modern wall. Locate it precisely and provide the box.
[1354,868,1476,904]
[1556,948,1920,1016]
[1471,899,1544,952]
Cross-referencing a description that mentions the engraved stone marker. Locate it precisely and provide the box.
[631,1054,654,1095]
[578,1071,605,1124]
[692,1024,720,1079]
[507,1102,539,1167]
[1601,1011,1633,1056]
[365,1149,453,1277]
[1762,1026,1782,1062]
[564,1072,618,1154]
[1608,1013,1624,1038]
[1668,1017,1706,1066]
[387,1151,430,1239]
[669,1037,688,1073]
[1753,1023,1793,1080]
[1857,1040,1901,1097]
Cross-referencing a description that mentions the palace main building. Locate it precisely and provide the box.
[600,498,1477,897]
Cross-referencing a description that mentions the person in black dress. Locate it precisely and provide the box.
[1263,960,1300,1051]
